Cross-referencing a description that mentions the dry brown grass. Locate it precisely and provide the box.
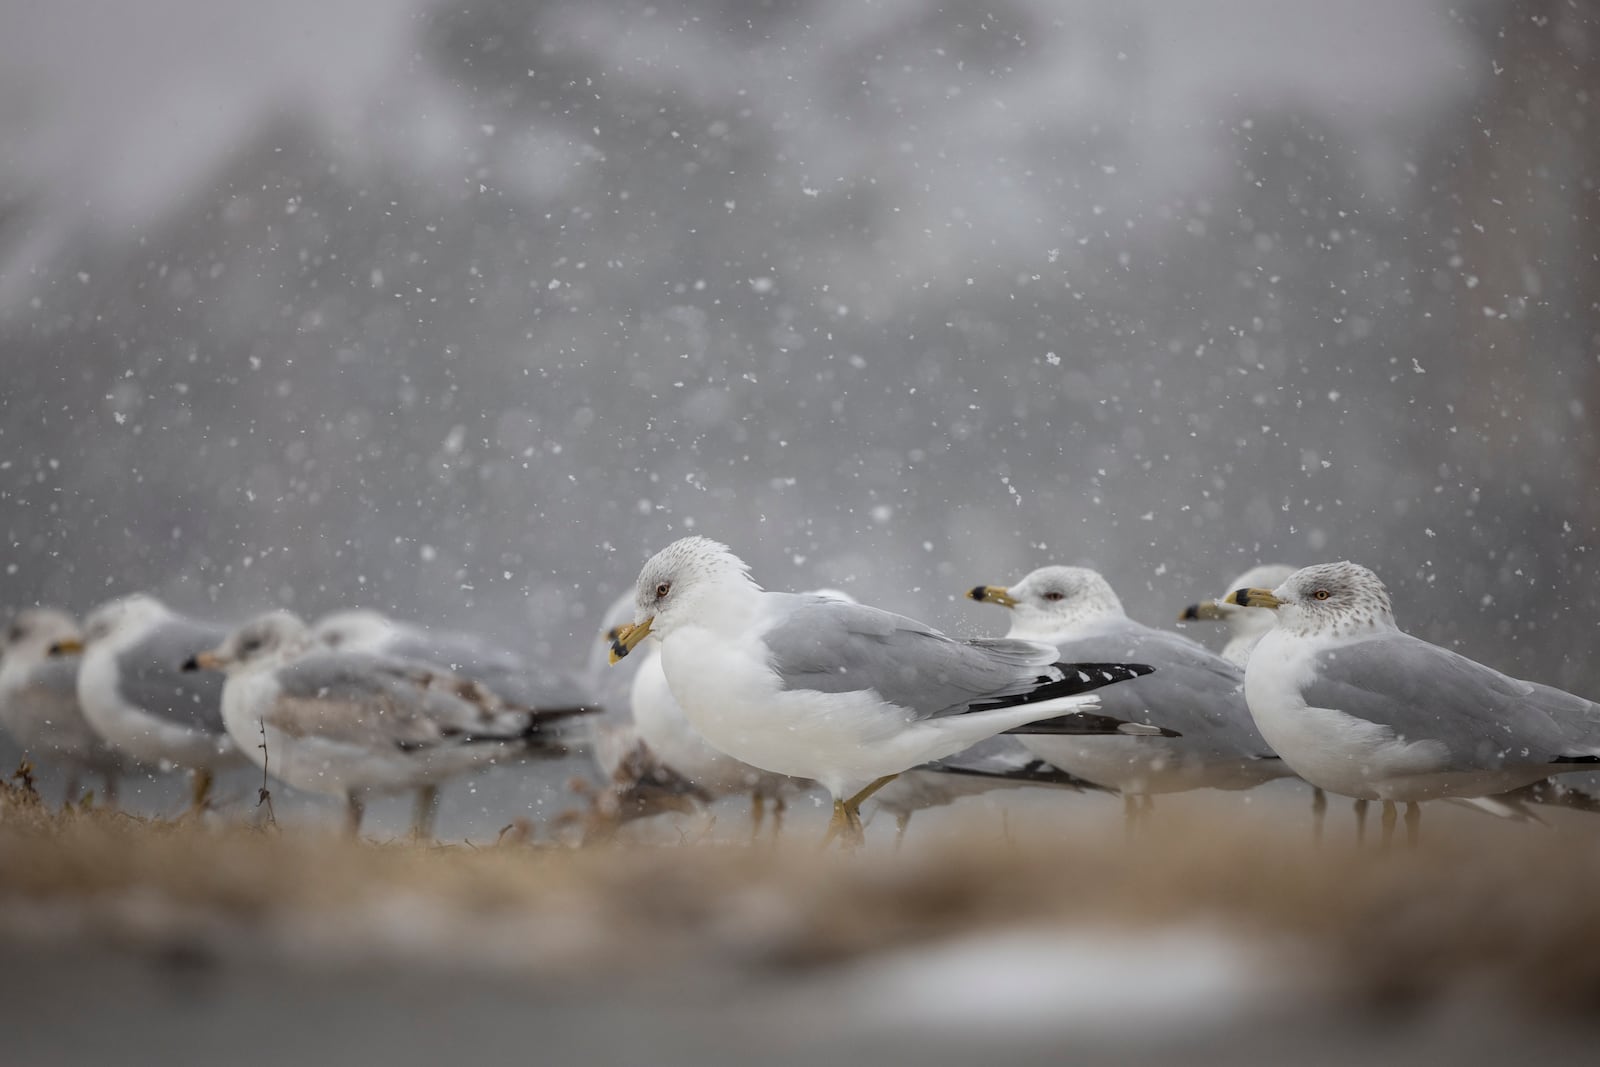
[4,776,1600,1015]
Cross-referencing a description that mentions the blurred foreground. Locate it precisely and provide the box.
[5,775,1600,1065]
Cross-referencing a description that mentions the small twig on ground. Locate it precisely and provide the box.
[10,761,38,798]
[256,719,277,829]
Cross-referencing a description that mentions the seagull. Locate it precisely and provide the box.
[1226,561,1600,846]
[0,608,127,805]
[65,594,244,811]
[312,608,592,715]
[193,610,592,836]
[869,735,1111,844]
[608,537,1164,847]
[969,566,1292,827]
[1178,564,1300,667]
[1175,563,1339,834]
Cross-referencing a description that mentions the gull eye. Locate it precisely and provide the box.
[655,581,672,599]
[1042,591,1065,602]
[1312,589,1331,601]
[240,637,263,655]
[5,625,24,643]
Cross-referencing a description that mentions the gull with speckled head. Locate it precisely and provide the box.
[609,537,1165,846]
[1226,561,1600,845]
[969,566,1292,825]
[194,611,591,836]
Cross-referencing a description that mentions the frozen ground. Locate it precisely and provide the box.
[5,777,1600,1065]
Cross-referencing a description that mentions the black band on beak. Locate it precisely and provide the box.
[1179,604,1201,621]
[1231,589,1251,606]
[180,656,200,672]
[966,586,987,601]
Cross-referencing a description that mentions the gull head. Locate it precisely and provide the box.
[1225,561,1395,638]
[611,537,755,662]
[1179,563,1298,633]
[189,611,314,674]
[75,593,170,653]
[5,608,81,666]
[312,608,399,652]
[591,591,644,678]
[969,565,1125,638]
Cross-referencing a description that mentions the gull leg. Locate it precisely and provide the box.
[101,771,120,809]
[188,768,214,813]
[893,811,912,851]
[61,770,82,809]
[770,794,786,842]
[1379,800,1398,852]
[819,797,849,850]
[345,792,366,838]
[411,784,440,840]
[750,791,766,844]
[820,775,900,850]
[1353,799,1369,846]
[1311,787,1328,846]
[1123,793,1139,836]
[1403,802,1421,848]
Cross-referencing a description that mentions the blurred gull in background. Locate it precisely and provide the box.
[313,608,594,717]
[198,610,591,836]
[69,594,243,811]
[0,608,127,804]
[1179,564,1301,668]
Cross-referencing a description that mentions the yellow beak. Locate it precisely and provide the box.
[1223,588,1284,610]
[192,650,225,671]
[48,638,85,656]
[967,585,1019,608]
[609,616,654,663]
[1178,601,1227,622]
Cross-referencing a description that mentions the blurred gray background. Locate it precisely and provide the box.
[1,0,1596,716]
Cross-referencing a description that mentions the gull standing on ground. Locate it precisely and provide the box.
[194,611,591,836]
[1181,563,1592,834]
[67,594,243,810]
[1175,563,1336,833]
[603,588,862,839]
[568,593,739,836]
[313,608,593,715]
[969,566,1292,827]
[608,538,1164,846]
[0,609,127,805]
[1178,564,1300,668]
[1227,561,1600,847]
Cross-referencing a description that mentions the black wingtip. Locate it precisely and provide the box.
[1005,711,1181,738]
[927,758,1111,792]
